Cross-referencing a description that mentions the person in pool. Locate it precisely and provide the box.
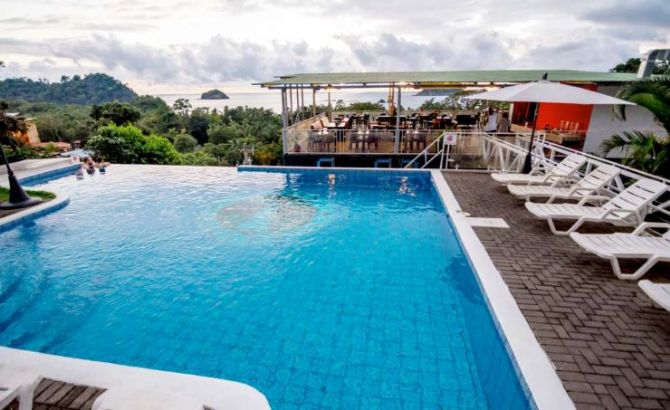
[85,158,96,175]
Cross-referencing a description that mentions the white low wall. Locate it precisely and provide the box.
[584,86,667,158]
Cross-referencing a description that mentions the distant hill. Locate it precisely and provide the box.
[201,89,229,100]
[414,89,461,97]
[0,73,138,105]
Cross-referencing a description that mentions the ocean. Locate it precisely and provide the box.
[155,91,444,114]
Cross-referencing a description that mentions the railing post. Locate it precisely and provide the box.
[281,88,289,153]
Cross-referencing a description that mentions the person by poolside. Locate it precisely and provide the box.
[497,112,511,134]
[484,107,498,132]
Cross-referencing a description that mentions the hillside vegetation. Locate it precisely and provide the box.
[0,73,137,104]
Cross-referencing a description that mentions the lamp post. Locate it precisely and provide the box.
[0,140,41,210]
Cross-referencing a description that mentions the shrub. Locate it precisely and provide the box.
[173,133,198,153]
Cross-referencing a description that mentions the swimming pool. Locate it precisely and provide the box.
[1,165,531,409]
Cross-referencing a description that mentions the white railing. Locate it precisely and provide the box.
[468,132,670,219]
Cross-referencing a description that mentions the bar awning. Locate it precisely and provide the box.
[255,70,637,89]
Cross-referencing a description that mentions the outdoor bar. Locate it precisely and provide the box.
[256,70,637,167]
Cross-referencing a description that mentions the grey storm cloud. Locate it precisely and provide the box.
[338,32,514,71]
[582,0,670,28]
[14,34,347,84]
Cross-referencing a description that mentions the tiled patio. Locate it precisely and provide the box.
[444,172,670,410]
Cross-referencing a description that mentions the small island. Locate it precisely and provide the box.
[201,89,229,100]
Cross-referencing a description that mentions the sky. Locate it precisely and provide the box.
[1,0,669,93]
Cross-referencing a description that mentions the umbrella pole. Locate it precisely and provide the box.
[522,102,540,174]
[0,142,41,209]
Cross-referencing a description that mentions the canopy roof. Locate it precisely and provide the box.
[464,80,635,105]
[256,70,637,89]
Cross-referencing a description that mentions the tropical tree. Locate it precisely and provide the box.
[173,133,198,153]
[91,102,141,126]
[612,76,670,133]
[600,131,669,177]
[600,77,670,177]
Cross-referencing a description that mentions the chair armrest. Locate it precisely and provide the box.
[600,208,638,221]
[632,222,670,236]
[577,195,611,206]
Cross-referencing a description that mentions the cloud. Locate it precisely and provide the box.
[582,0,670,28]
[3,34,346,84]
[338,32,514,71]
[2,0,668,87]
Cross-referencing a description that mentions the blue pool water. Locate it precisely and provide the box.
[1,166,531,409]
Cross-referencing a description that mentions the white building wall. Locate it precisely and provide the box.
[583,85,666,158]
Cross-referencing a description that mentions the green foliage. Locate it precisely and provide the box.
[91,102,141,126]
[614,76,670,135]
[610,58,641,73]
[610,57,670,75]
[2,73,284,167]
[131,95,170,113]
[0,186,55,202]
[1,144,60,162]
[86,123,145,163]
[201,89,229,99]
[347,101,385,111]
[180,150,220,166]
[187,108,211,144]
[172,98,192,115]
[0,73,137,104]
[173,133,198,153]
[142,134,180,165]
[600,130,670,177]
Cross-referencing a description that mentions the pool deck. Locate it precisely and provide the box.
[444,172,670,410]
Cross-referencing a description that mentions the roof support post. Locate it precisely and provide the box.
[288,85,293,123]
[327,88,332,121]
[281,87,289,154]
[394,85,401,154]
[300,87,304,121]
[312,87,316,118]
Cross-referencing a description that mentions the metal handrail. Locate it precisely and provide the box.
[403,132,446,169]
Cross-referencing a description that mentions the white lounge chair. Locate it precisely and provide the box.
[638,280,670,311]
[570,222,670,280]
[0,367,41,410]
[508,165,620,202]
[491,153,586,185]
[525,178,667,235]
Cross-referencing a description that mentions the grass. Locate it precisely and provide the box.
[0,186,56,202]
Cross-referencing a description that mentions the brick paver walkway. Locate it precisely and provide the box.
[444,172,670,410]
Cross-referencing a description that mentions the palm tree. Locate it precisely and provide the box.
[612,76,670,132]
[600,77,670,177]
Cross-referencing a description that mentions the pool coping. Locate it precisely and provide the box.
[0,163,78,233]
[0,347,270,410]
[430,170,574,410]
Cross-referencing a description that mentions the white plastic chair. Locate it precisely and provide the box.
[638,280,670,311]
[0,367,41,410]
[570,222,670,280]
[508,165,620,202]
[491,153,586,185]
[525,178,668,235]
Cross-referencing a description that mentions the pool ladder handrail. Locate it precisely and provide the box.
[403,131,449,170]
